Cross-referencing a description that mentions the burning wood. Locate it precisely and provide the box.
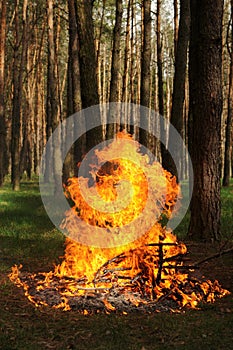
[9,245,229,313]
[9,132,230,313]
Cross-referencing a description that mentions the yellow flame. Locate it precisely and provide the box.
[8,131,230,311]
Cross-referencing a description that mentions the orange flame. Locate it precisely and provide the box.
[9,131,230,312]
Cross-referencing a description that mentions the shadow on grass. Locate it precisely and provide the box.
[0,234,65,273]
[0,285,232,350]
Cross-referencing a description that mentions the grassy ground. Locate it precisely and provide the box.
[0,180,233,350]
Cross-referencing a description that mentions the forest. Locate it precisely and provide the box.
[0,1,233,349]
[0,0,232,241]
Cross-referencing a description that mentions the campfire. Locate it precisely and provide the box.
[9,132,230,313]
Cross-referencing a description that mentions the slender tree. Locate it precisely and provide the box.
[156,0,164,118]
[188,0,224,241]
[109,0,123,103]
[157,0,167,168]
[140,0,152,109]
[122,0,131,104]
[96,0,106,102]
[139,0,152,147]
[223,0,233,187]
[130,0,136,104]
[167,0,190,180]
[46,0,62,194]
[107,0,123,139]
[174,0,179,57]
[11,0,28,190]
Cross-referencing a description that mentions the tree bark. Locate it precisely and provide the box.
[46,0,62,194]
[223,1,233,187]
[122,0,131,104]
[76,0,102,151]
[188,0,224,241]
[157,0,167,168]
[173,0,179,57]
[64,0,83,180]
[11,0,28,190]
[130,2,135,106]
[107,0,123,139]
[139,0,152,147]
[76,0,99,110]
[0,0,7,186]
[166,0,190,180]
[96,0,106,103]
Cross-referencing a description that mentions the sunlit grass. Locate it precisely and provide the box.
[0,180,65,267]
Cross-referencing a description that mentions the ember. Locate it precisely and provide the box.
[9,132,230,313]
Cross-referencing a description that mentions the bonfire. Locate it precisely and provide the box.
[9,132,230,313]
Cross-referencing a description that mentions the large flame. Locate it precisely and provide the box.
[9,131,230,312]
[58,131,180,281]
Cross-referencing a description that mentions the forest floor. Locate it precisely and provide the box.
[0,180,233,350]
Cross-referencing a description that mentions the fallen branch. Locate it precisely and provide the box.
[193,247,233,267]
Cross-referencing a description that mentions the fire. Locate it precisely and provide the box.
[9,131,230,313]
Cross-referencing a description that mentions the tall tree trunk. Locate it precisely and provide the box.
[188,0,224,241]
[156,0,164,117]
[0,0,7,186]
[11,0,28,190]
[76,0,102,151]
[46,0,62,194]
[11,0,20,190]
[64,0,83,180]
[107,0,123,139]
[139,0,151,147]
[76,0,99,110]
[157,0,166,167]
[20,1,33,180]
[96,0,106,102]
[122,0,131,104]
[130,1,135,105]
[174,0,179,57]
[102,43,107,103]
[34,20,46,175]
[223,1,233,187]
[166,0,190,179]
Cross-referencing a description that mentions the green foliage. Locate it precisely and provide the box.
[93,0,116,41]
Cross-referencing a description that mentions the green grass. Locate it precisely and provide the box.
[0,180,233,350]
[0,181,55,238]
[0,181,65,271]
